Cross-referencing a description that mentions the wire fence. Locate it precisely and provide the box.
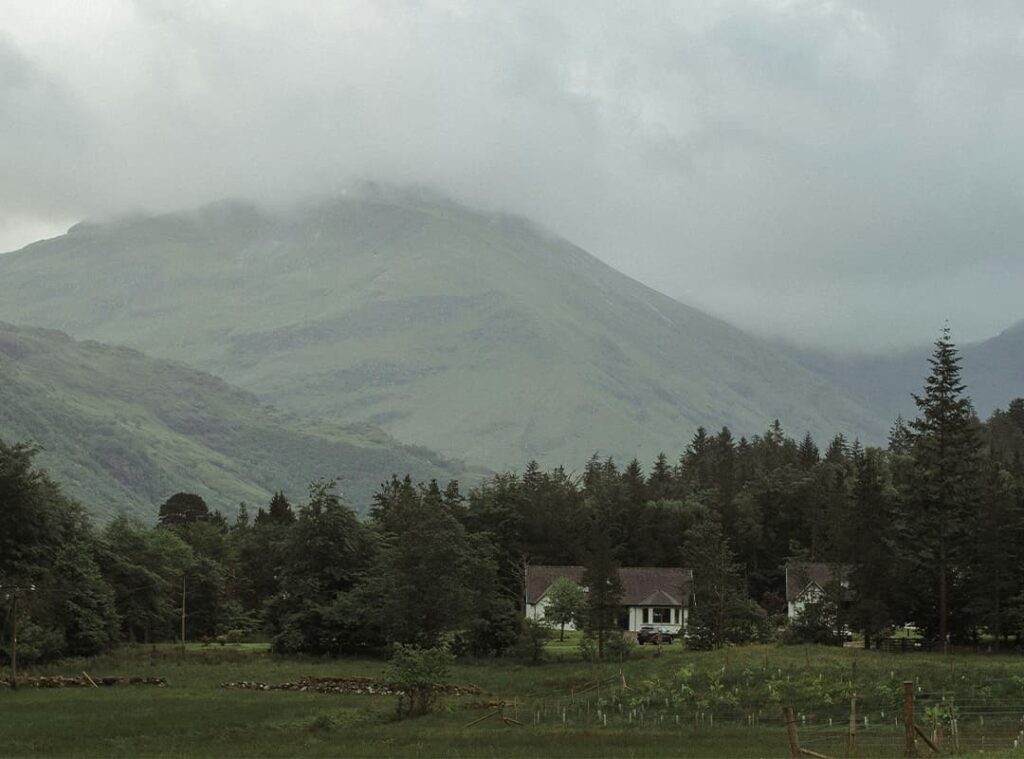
[794,694,1024,757]
[467,676,1024,757]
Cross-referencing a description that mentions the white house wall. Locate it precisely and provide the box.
[525,599,687,633]
[787,585,825,621]
[526,595,579,631]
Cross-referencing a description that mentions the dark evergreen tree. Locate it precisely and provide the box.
[908,326,981,645]
[824,434,849,466]
[648,452,675,500]
[580,525,623,659]
[844,447,898,648]
[797,432,819,470]
[963,463,1020,647]
[888,415,914,456]
[265,491,295,525]
[442,480,466,519]
[683,517,746,648]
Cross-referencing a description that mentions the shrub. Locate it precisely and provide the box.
[465,602,521,658]
[224,629,244,644]
[577,634,598,662]
[515,618,551,664]
[383,643,454,718]
[604,632,636,661]
[784,598,843,645]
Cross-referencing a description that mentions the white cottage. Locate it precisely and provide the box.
[524,565,693,634]
[785,561,850,620]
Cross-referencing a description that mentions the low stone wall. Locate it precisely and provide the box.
[221,675,481,696]
[2,675,168,688]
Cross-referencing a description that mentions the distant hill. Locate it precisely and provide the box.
[0,322,470,521]
[0,191,892,467]
[791,320,1024,427]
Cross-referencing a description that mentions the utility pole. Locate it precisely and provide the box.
[180,574,186,656]
[2,580,36,691]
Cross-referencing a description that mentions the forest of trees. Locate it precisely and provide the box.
[3,329,1024,664]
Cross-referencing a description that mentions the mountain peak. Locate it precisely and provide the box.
[0,192,889,467]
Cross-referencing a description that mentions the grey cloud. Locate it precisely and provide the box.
[1,0,1022,349]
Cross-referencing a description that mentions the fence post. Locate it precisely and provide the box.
[903,681,917,757]
[783,706,801,759]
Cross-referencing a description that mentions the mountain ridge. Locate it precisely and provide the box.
[0,320,472,521]
[0,191,898,466]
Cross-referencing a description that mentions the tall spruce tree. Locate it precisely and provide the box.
[845,447,897,648]
[909,326,980,646]
[682,517,743,648]
[581,526,623,658]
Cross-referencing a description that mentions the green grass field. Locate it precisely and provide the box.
[3,641,1024,758]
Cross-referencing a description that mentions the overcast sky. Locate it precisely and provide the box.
[2,1,1023,350]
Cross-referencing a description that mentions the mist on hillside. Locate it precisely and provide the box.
[3,1,1024,351]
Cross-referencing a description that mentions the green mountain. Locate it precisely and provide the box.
[0,321,469,521]
[0,191,891,467]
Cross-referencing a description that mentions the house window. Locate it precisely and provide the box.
[642,608,649,623]
[653,607,672,624]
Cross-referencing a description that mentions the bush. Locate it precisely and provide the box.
[784,598,843,645]
[383,643,454,718]
[577,634,598,662]
[0,620,64,665]
[465,602,521,657]
[604,632,636,661]
[683,605,716,650]
[224,629,244,644]
[515,618,551,664]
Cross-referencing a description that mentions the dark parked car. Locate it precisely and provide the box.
[637,625,675,645]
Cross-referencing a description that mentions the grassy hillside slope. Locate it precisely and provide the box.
[0,191,890,467]
[0,322,469,521]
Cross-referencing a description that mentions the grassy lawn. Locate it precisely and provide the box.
[3,643,1024,757]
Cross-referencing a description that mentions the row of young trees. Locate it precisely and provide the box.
[3,329,1023,663]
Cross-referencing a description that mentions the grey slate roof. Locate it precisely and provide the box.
[526,565,693,606]
[785,561,850,602]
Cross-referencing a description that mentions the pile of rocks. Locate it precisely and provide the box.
[2,675,167,688]
[221,676,481,696]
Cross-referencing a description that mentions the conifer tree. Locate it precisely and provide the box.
[909,326,980,645]
[845,447,897,648]
[888,415,913,455]
[581,526,623,659]
[263,491,294,525]
[682,517,750,648]
[797,432,819,470]
[648,452,674,500]
[824,434,849,465]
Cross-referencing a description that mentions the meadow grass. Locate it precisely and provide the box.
[3,642,1024,758]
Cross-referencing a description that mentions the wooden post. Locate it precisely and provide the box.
[847,693,856,757]
[10,589,17,691]
[783,706,801,759]
[180,574,186,656]
[4,583,34,691]
[903,681,917,757]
